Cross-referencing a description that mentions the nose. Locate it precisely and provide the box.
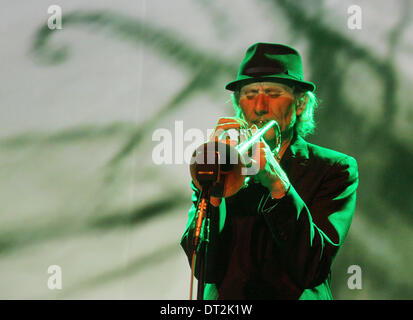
[254,93,269,116]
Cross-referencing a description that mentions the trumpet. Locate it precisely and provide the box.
[189,119,281,199]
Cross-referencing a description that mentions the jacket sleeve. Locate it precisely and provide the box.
[260,155,359,289]
[180,182,227,283]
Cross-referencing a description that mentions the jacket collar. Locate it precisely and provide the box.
[281,133,309,164]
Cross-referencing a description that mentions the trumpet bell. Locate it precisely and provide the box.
[189,141,246,198]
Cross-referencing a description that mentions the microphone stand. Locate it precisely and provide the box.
[189,142,220,300]
[196,188,210,300]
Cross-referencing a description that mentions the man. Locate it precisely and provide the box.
[181,43,359,299]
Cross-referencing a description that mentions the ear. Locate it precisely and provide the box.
[296,94,309,116]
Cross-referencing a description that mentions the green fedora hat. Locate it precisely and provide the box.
[225,42,316,92]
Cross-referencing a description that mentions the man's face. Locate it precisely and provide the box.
[239,81,300,143]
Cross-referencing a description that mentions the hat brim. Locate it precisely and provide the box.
[225,74,316,92]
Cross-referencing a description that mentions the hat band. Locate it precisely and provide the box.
[244,67,302,81]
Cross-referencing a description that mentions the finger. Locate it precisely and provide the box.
[245,141,264,171]
[248,158,260,176]
[212,128,241,143]
[210,118,250,145]
[217,117,249,128]
[211,119,247,141]
[250,124,258,134]
[215,122,243,130]
[209,124,238,141]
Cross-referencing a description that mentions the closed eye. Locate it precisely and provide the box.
[244,90,259,99]
[265,90,282,98]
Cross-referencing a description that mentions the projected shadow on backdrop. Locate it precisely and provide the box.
[25,0,413,298]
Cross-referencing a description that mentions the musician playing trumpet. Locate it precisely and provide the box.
[181,43,359,300]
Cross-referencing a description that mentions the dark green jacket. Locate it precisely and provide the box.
[181,135,359,299]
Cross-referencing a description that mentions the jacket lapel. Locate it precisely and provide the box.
[280,135,310,186]
[285,134,310,162]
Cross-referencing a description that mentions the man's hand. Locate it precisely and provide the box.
[250,138,291,199]
[209,117,249,144]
